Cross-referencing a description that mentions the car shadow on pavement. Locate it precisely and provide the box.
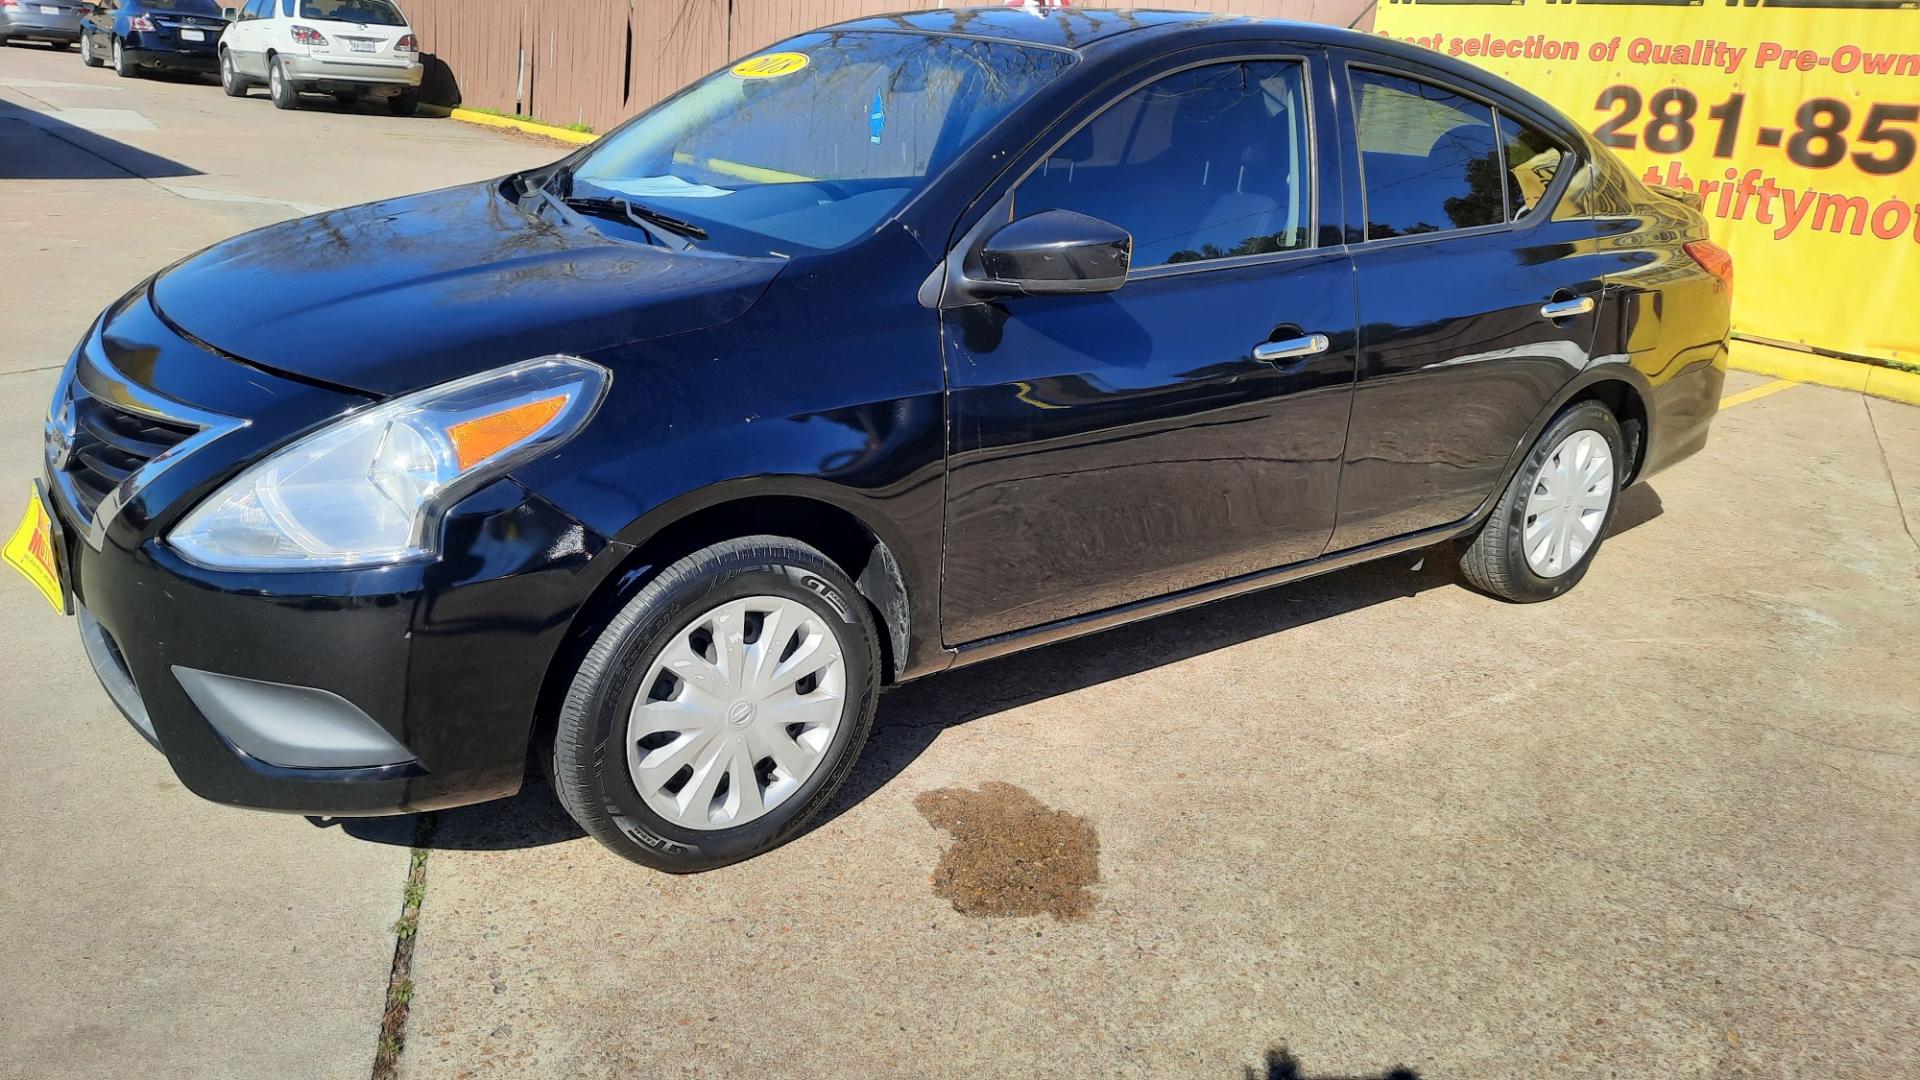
[329,483,1662,853]
[0,97,203,180]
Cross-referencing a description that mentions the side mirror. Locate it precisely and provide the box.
[222,6,239,19]
[973,209,1130,297]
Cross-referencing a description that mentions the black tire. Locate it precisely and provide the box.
[49,40,72,51]
[218,49,246,96]
[111,36,135,78]
[268,55,298,110]
[80,33,102,67]
[552,536,881,872]
[1459,400,1625,603]
[386,88,419,117]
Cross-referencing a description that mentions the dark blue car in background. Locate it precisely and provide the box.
[78,0,226,77]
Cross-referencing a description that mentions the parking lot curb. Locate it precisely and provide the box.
[444,107,598,145]
[1730,339,1920,408]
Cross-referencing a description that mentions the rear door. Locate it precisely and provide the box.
[1328,54,1604,550]
[940,49,1359,644]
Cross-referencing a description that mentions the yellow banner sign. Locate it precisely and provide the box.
[1375,1,1919,366]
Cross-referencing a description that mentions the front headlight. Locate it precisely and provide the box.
[168,356,609,570]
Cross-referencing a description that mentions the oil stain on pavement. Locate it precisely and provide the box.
[913,781,1099,920]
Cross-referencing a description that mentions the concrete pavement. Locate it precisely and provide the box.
[0,42,553,1080]
[3,37,1917,1080]
[398,371,1920,1079]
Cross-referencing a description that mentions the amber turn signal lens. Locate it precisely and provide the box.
[446,395,567,472]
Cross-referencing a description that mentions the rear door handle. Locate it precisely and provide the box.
[1540,296,1596,320]
[1253,333,1329,363]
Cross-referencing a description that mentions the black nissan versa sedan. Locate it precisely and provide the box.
[19,9,1729,870]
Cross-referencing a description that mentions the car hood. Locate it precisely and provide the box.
[150,181,785,397]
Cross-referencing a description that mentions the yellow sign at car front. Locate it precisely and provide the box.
[1374,1,1920,366]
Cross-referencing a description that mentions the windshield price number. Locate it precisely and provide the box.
[1593,85,1918,175]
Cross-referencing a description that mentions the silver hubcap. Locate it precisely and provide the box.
[271,65,282,94]
[626,596,846,831]
[1523,429,1614,577]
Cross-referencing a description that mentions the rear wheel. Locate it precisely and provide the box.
[110,36,135,78]
[1459,400,1624,603]
[49,40,72,51]
[386,88,419,117]
[551,536,881,872]
[267,55,298,110]
[218,48,246,96]
[80,33,101,66]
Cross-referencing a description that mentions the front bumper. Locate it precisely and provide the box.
[47,288,626,815]
[281,53,423,90]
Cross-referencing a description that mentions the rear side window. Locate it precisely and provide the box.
[1352,69,1505,240]
[1014,60,1313,268]
[1498,114,1567,221]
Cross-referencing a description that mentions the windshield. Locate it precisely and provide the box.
[571,31,1073,253]
[298,0,406,26]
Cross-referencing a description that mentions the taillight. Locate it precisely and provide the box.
[1683,239,1733,292]
[290,24,327,45]
[396,33,419,52]
[0,1,19,11]
[127,13,156,30]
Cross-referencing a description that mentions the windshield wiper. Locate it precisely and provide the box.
[586,196,708,243]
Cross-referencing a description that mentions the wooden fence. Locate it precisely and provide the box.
[401,0,1375,135]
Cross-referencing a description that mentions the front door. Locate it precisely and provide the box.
[1329,60,1606,550]
[940,54,1359,645]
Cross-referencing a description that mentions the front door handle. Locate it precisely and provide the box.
[1253,333,1329,364]
[1540,296,1596,320]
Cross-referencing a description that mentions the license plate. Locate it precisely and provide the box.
[347,38,376,53]
[40,5,58,13]
[4,486,68,616]
[180,28,205,41]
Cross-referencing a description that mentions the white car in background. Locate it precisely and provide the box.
[217,0,422,114]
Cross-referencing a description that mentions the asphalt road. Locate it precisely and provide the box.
[4,40,1918,1080]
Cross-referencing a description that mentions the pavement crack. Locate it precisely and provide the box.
[371,813,437,1080]
[1863,395,1919,557]
[1750,718,1918,760]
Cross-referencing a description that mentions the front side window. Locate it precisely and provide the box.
[573,32,1074,254]
[1013,60,1312,268]
[1352,69,1506,240]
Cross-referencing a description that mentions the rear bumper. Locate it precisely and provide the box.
[281,53,422,89]
[1,21,80,41]
[124,45,219,71]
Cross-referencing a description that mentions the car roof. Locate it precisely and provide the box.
[821,7,1257,52]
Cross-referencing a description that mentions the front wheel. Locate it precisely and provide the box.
[49,40,72,51]
[267,55,298,109]
[219,49,246,96]
[1459,400,1625,603]
[551,536,881,872]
